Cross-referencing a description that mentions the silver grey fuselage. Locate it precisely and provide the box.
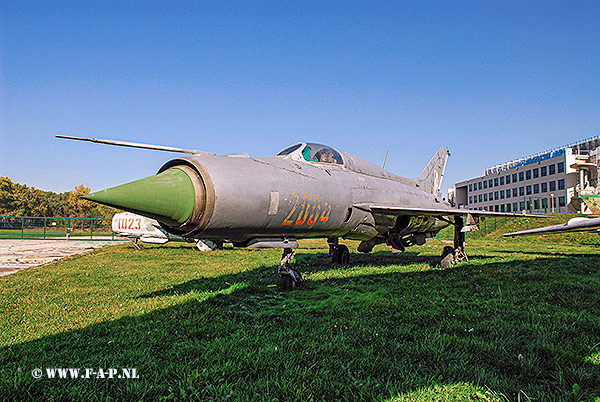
[159,148,450,246]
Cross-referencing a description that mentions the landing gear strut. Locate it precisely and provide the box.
[440,216,469,268]
[278,248,303,289]
[328,237,350,265]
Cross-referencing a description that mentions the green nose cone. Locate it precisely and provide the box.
[84,168,196,226]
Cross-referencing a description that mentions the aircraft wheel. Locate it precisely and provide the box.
[280,269,303,289]
[440,246,455,269]
[331,244,350,265]
[281,274,294,289]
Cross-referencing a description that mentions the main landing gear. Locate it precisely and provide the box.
[440,216,470,268]
[328,237,350,265]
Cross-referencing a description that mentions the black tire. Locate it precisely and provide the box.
[440,246,455,269]
[281,274,294,289]
[332,245,350,265]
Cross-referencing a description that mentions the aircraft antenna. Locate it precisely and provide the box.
[381,150,389,169]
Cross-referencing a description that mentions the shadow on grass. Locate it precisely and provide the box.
[2,254,600,401]
[139,251,442,299]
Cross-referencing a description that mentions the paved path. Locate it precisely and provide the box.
[0,239,126,277]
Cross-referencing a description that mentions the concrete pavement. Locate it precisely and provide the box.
[0,239,126,276]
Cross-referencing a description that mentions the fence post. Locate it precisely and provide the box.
[43,217,47,240]
[90,218,94,240]
[21,217,24,239]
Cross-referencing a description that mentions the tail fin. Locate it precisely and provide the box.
[417,148,450,196]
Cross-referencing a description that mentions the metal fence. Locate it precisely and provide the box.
[436,216,510,241]
[0,216,116,240]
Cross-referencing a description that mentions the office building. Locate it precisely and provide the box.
[453,135,600,213]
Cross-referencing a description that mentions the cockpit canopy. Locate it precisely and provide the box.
[276,143,344,165]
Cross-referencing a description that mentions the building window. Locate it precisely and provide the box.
[500,190,505,199]
[489,179,493,188]
[550,181,556,191]
[533,168,539,178]
[526,185,532,195]
[495,205,499,212]
[533,184,540,194]
[494,191,499,200]
[549,164,556,175]
[478,182,482,190]
[519,201,525,210]
[507,203,512,212]
[479,194,482,203]
[558,179,565,190]
[469,184,473,192]
[541,182,547,193]
[513,202,518,211]
[506,175,511,184]
[483,181,487,189]
[512,173,518,182]
[541,166,547,176]
[494,178,499,187]
[526,170,532,180]
[559,196,566,207]
[519,187,525,196]
[500,177,505,185]
[513,188,518,197]
[519,172,525,181]
[489,192,493,200]
[484,194,488,201]
[469,196,473,204]
[557,162,565,173]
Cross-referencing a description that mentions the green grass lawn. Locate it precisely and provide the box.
[1,227,599,401]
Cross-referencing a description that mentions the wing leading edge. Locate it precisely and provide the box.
[503,217,600,237]
[354,203,548,219]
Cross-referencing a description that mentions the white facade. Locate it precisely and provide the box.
[454,136,600,214]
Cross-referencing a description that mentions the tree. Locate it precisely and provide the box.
[0,177,16,215]
[0,177,117,219]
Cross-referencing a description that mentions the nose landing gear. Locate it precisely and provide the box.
[278,248,304,289]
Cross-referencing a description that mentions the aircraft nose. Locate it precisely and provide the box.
[84,168,196,227]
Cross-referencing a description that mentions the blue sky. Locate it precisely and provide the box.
[1,1,599,194]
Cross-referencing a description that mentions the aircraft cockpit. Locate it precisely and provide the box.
[276,143,344,165]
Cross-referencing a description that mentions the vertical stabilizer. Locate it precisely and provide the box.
[417,148,450,196]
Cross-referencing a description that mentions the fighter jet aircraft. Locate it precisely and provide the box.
[504,195,600,237]
[112,211,222,250]
[57,135,546,287]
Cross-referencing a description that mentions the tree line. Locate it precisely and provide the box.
[0,176,116,218]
